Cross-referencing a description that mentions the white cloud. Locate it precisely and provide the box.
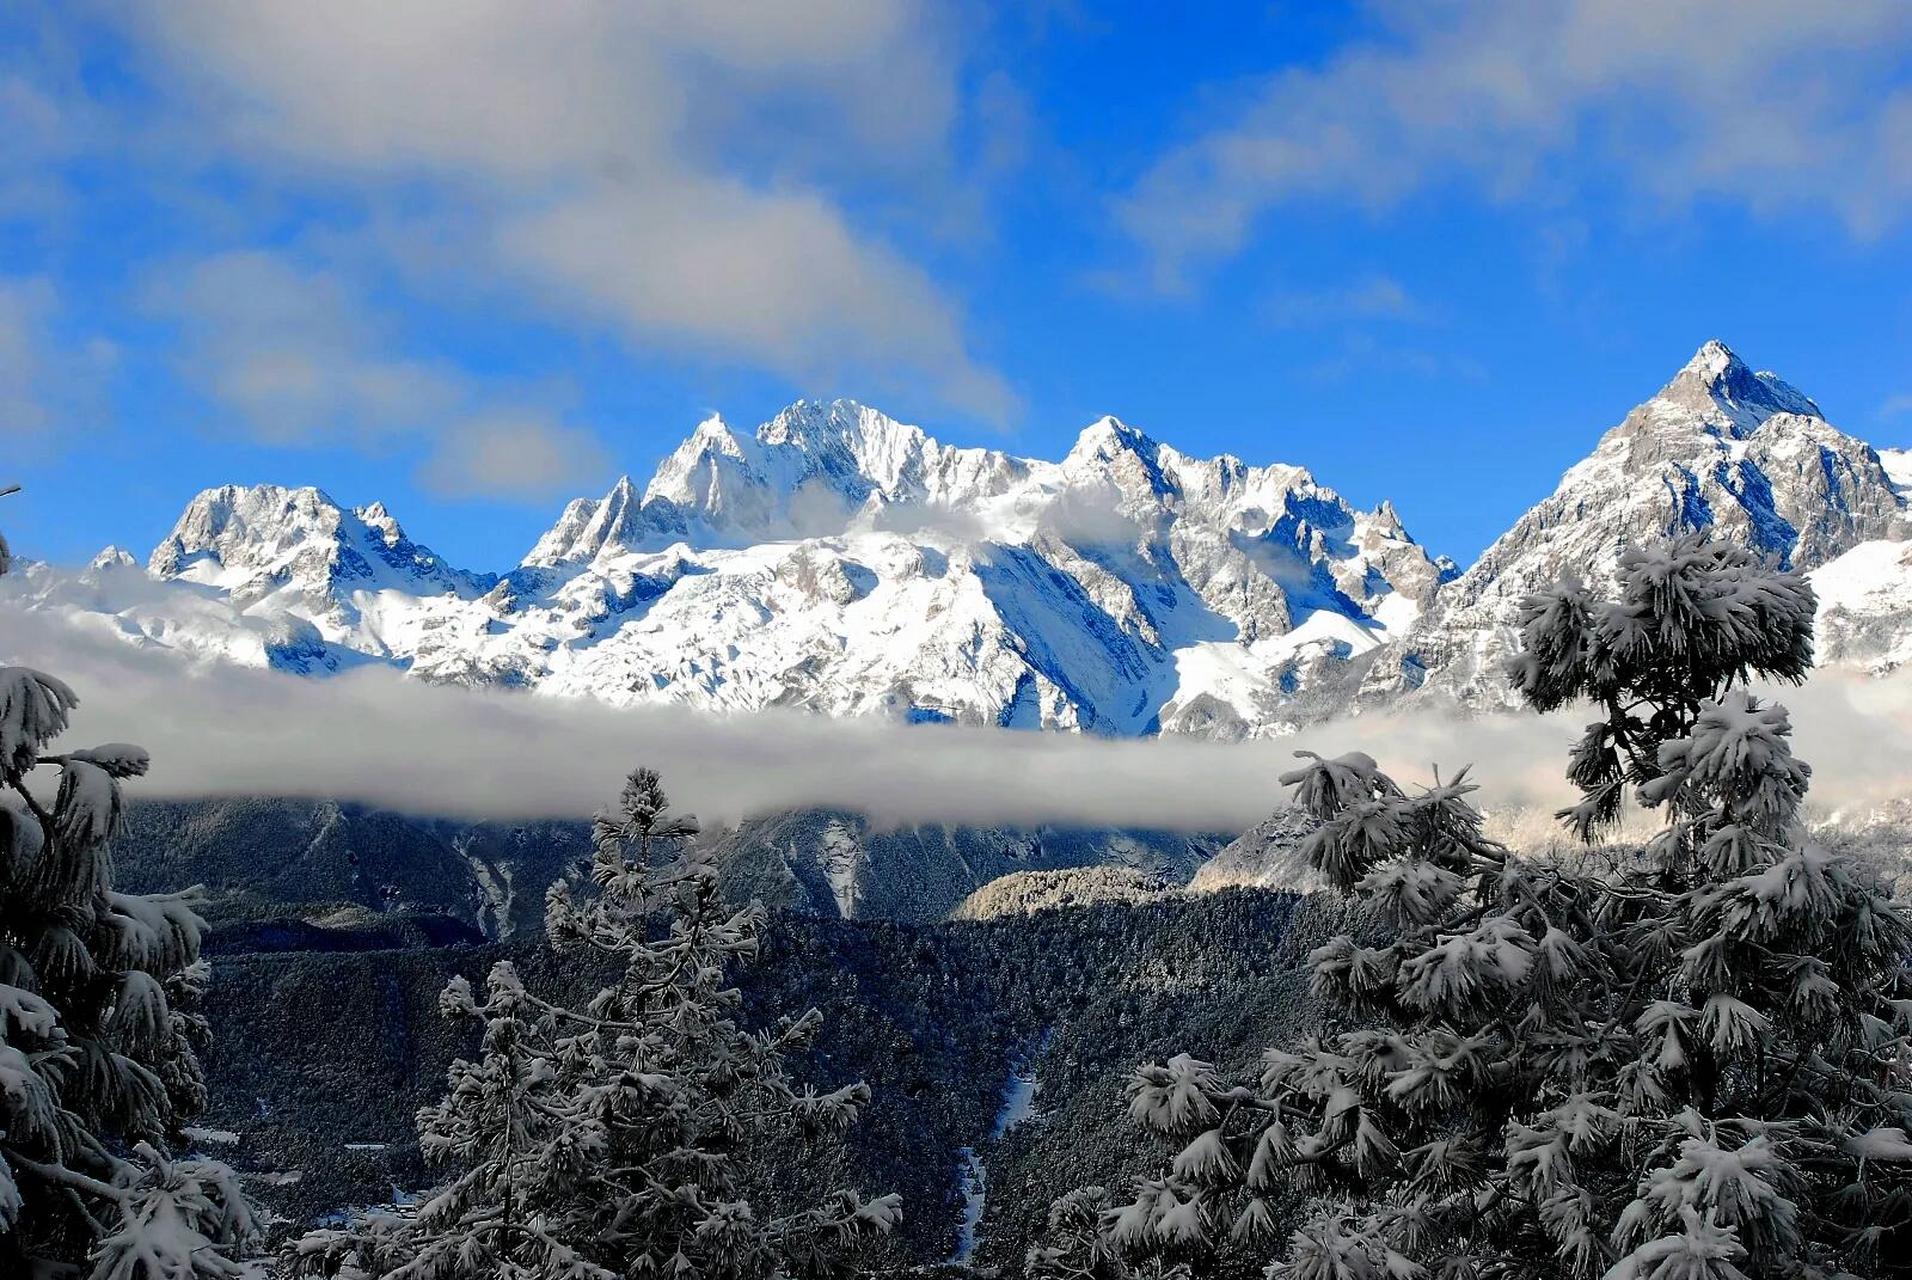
[1120,1,1912,287]
[495,181,1018,422]
[112,1,1015,421]
[8,605,1908,834]
[1303,331,1485,385]
[146,249,609,499]
[147,251,460,446]
[421,412,611,502]
[0,277,115,444]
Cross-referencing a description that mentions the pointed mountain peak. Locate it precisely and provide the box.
[1069,415,1154,458]
[147,483,474,597]
[1630,340,1823,441]
[755,397,912,454]
[87,545,138,574]
[1062,416,1176,507]
[1680,338,1741,380]
[150,483,345,577]
[354,499,405,547]
[1371,498,1408,536]
[687,412,742,450]
[759,397,842,446]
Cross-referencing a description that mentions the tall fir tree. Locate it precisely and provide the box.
[291,766,900,1280]
[0,492,256,1277]
[1048,536,1912,1279]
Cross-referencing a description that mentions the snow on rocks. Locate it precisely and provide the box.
[8,398,1438,737]
[12,344,1912,734]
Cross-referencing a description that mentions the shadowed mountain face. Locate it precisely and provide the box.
[707,808,1226,921]
[14,342,1912,733]
[115,798,595,937]
[115,798,1231,935]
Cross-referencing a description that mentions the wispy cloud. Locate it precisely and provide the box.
[144,250,606,500]
[145,252,461,447]
[1118,1,1912,289]
[1875,393,1912,420]
[0,276,116,446]
[1262,275,1429,329]
[419,412,611,502]
[1304,332,1485,385]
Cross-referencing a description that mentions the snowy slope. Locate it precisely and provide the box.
[13,344,1912,733]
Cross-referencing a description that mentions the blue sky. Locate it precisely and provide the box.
[7,1,1912,572]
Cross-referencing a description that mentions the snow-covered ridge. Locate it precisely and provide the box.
[11,398,1446,736]
[12,343,1912,734]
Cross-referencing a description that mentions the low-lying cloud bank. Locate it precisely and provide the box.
[6,609,1910,832]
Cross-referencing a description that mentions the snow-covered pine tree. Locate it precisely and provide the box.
[290,766,900,1280]
[1025,1186,1192,1280]
[1059,536,1912,1279]
[0,491,257,1277]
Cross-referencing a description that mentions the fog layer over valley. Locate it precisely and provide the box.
[11,606,1912,836]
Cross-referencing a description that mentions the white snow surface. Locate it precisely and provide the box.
[8,400,1444,737]
[12,343,1912,734]
[1811,539,1912,672]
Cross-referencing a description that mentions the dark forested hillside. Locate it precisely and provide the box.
[116,798,594,935]
[118,797,1229,932]
[192,889,1333,1271]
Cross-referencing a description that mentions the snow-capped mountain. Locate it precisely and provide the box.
[12,342,1912,735]
[11,400,1447,735]
[1350,340,1912,711]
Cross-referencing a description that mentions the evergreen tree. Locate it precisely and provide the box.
[1025,1187,1191,1280]
[291,766,900,1280]
[0,492,257,1277]
[1056,537,1912,1279]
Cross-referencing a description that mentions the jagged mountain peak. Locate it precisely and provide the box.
[1061,415,1177,506]
[757,397,911,446]
[149,482,350,577]
[90,392,1455,736]
[45,340,1911,740]
[149,482,479,607]
[521,474,661,568]
[87,545,138,576]
[1069,414,1152,452]
[354,499,407,548]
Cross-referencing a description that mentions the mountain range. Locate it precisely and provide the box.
[12,340,1912,736]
